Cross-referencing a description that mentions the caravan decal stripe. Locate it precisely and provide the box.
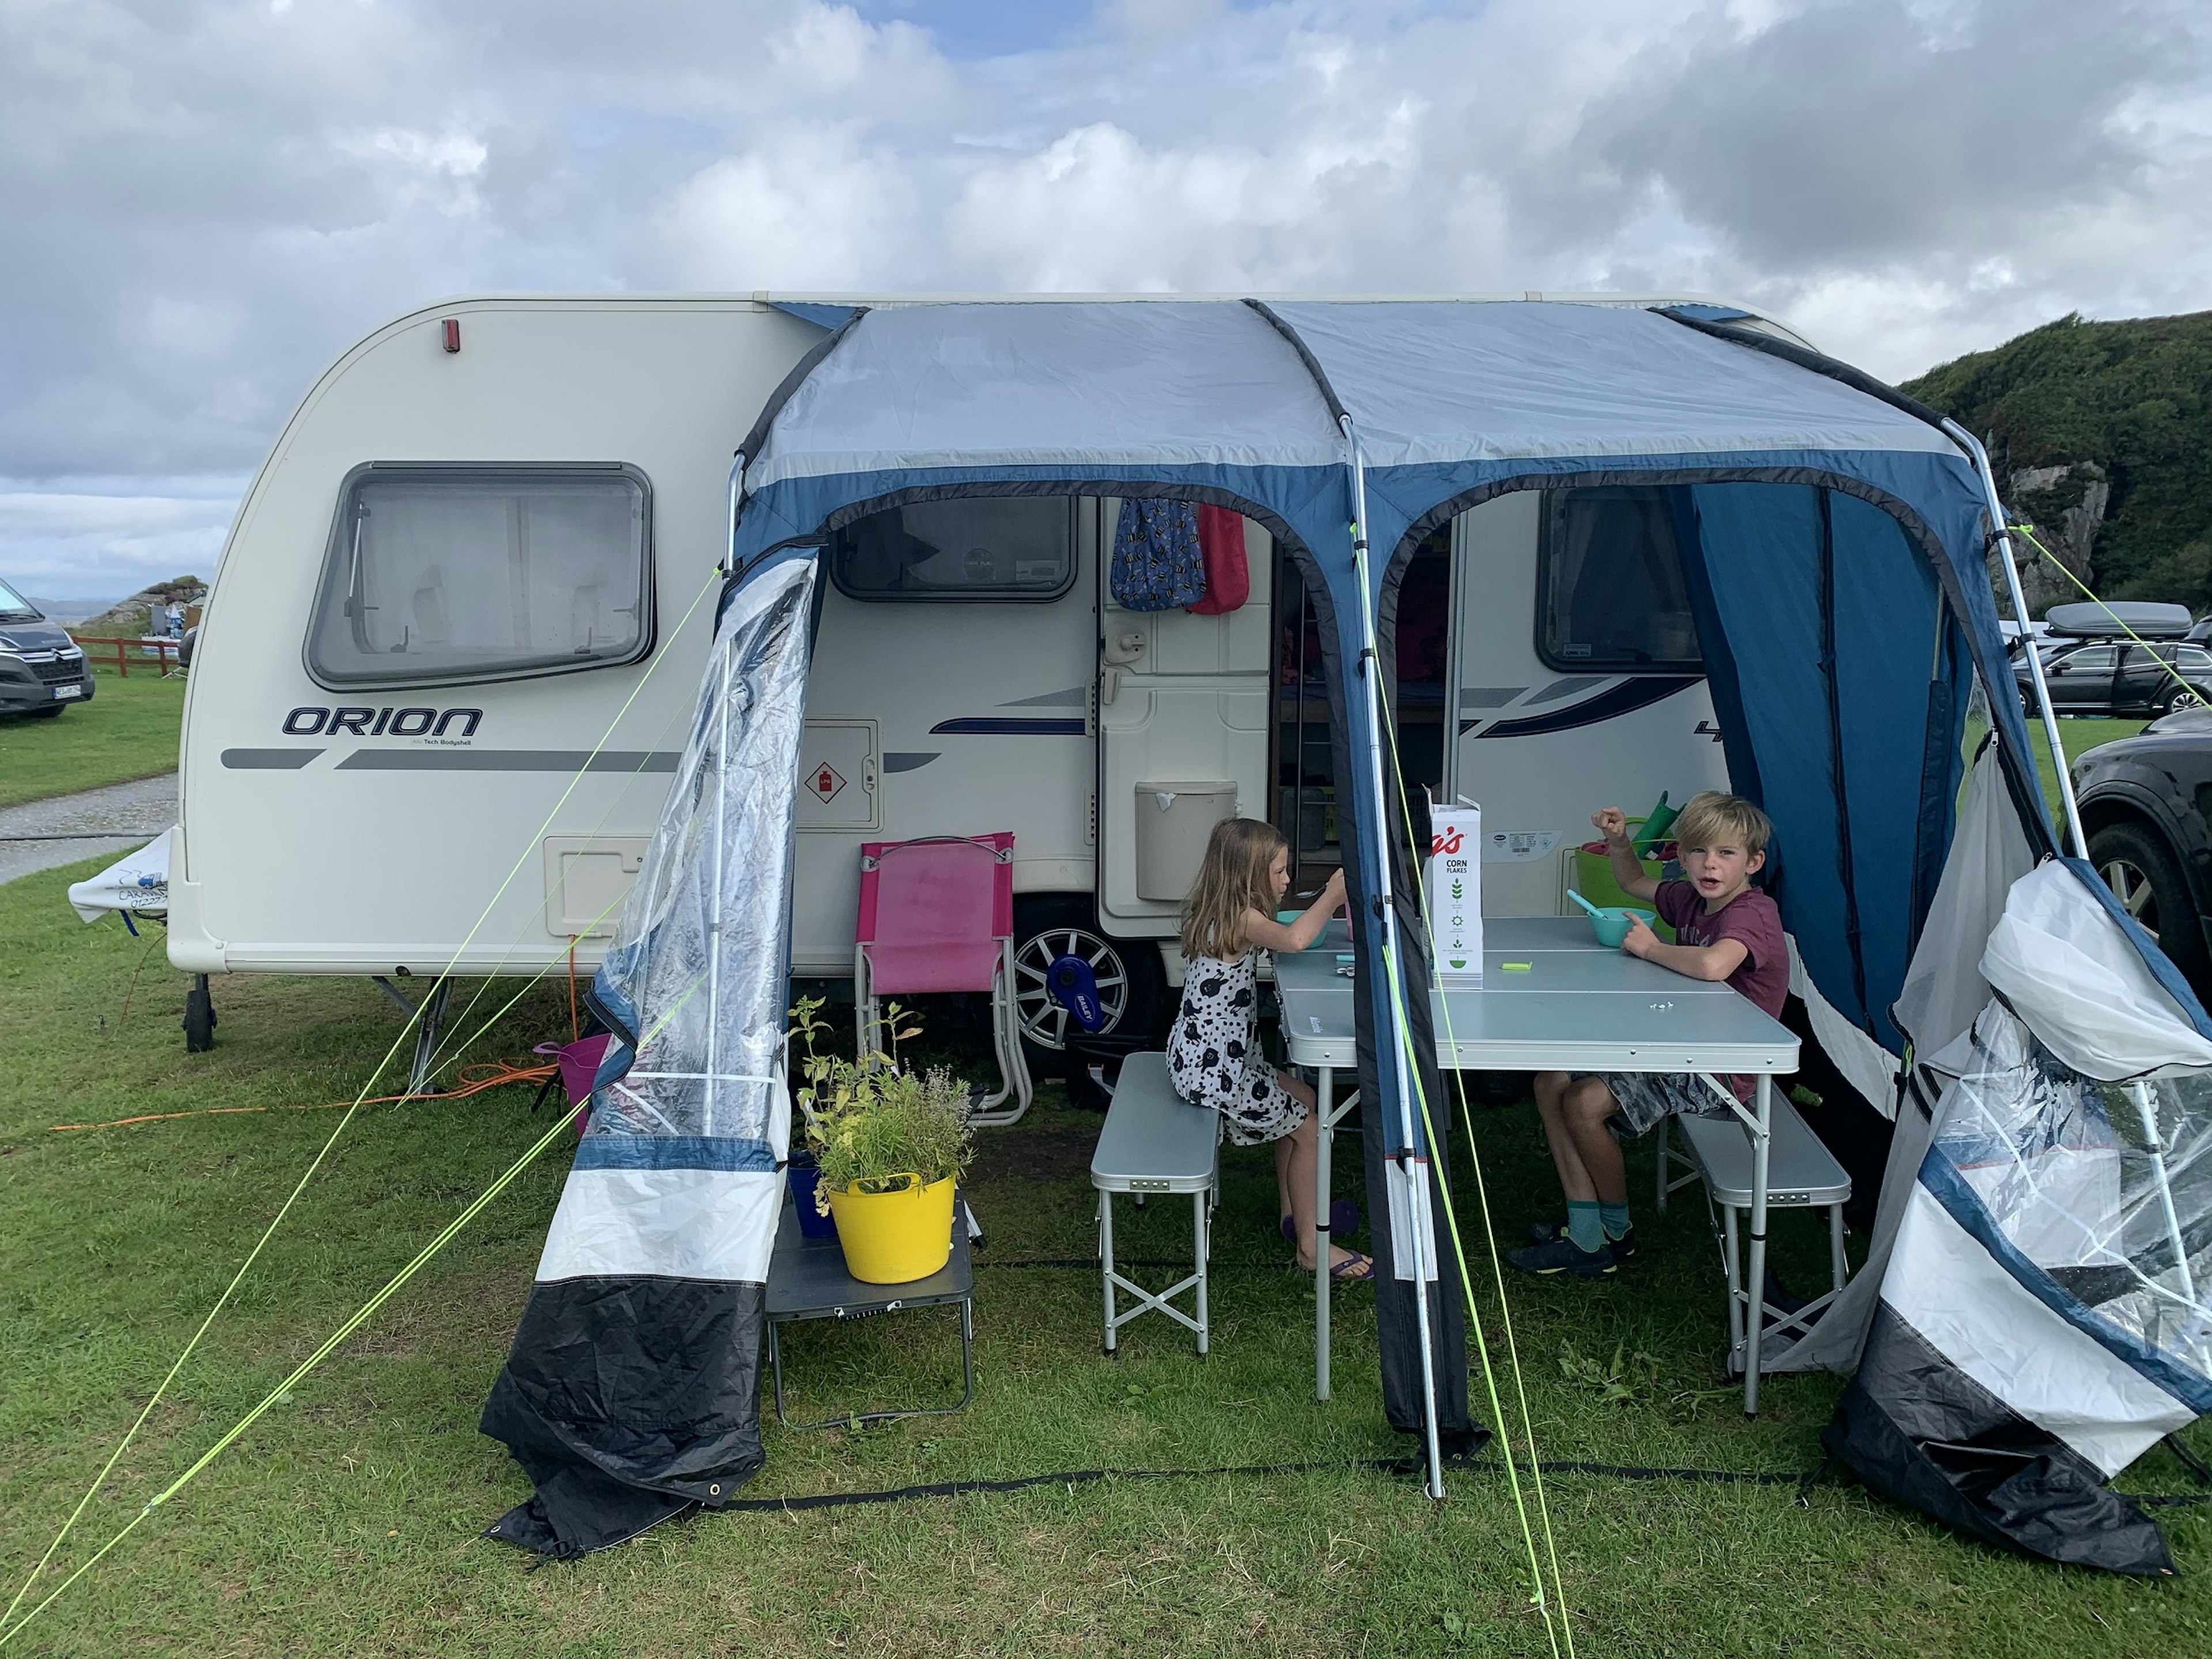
[334,749,681,772]
[1918,1150,2212,1413]
[573,1135,778,1173]
[1461,676,1701,739]
[222,748,323,769]
[927,717,1085,736]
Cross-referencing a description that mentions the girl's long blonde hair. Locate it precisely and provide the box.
[1180,817,1287,963]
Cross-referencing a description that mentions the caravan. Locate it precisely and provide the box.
[171,291,1771,1069]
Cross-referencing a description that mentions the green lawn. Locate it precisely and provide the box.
[1957,709,2146,824]
[0,661,185,809]
[5,861,2211,1656]
[2025,716,2148,817]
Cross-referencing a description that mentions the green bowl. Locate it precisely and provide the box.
[1588,906,1656,949]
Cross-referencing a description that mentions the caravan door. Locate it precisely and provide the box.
[1094,503,1274,946]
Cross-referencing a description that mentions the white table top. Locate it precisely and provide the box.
[1271,915,1798,1074]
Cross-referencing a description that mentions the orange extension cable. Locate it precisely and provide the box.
[50,1058,560,1134]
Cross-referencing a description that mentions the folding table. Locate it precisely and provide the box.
[1272,915,1800,1413]
[763,1190,975,1429]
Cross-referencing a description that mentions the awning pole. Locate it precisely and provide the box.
[2124,1081,2200,1332]
[1342,413,1446,1502]
[704,622,733,1137]
[1944,420,2087,857]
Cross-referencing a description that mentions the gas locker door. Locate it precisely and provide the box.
[796,720,880,832]
[1096,507,1274,938]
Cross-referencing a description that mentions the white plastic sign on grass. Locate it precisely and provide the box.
[1426,798,1483,987]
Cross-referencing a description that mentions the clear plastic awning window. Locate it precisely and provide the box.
[587,558,817,1158]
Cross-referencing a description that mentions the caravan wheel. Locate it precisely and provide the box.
[1010,897,1165,1074]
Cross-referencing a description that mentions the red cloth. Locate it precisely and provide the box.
[1653,880,1788,1101]
[1185,506,1249,615]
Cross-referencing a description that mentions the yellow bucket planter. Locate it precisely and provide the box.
[825,1174,956,1283]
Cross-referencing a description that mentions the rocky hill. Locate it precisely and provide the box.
[76,576,207,634]
[1901,311,2212,615]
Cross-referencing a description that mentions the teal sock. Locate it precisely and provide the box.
[1566,1200,1604,1254]
[1600,1201,1633,1241]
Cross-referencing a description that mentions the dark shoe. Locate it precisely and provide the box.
[1506,1234,1618,1278]
[1281,1200,1359,1245]
[1527,1217,1638,1260]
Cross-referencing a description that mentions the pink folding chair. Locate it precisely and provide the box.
[854,831,1032,1126]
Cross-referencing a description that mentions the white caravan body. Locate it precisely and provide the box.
[171,293,1789,1050]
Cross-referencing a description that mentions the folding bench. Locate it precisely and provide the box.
[1657,1089,1851,1373]
[1090,1051,1219,1354]
[855,831,1032,1126]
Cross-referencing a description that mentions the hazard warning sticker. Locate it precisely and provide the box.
[806,763,847,804]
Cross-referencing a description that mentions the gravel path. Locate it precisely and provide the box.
[0,773,177,887]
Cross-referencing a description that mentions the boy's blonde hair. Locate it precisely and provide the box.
[1180,817,1287,963]
[1670,791,1772,858]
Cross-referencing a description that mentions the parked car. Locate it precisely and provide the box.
[2018,638,2212,719]
[2072,707,2212,995]
[0,575,96,717]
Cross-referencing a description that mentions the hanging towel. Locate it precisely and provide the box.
[1187,505,1249,616]
[1111,498,1206,611]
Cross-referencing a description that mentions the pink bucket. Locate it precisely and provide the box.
[536,1035,613,1132]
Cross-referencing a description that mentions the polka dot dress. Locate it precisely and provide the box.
[1168,949,1308,1146]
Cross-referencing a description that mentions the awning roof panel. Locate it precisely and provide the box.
[1274,301,1959,469]
[748,301,1342,491]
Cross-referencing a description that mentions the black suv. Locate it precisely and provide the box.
[2074,709,2212,995]
[2020,638,2212,721]
[0,577,95,716]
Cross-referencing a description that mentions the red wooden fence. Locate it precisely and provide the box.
[71,637,180,678]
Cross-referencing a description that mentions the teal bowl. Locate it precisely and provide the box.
[1588,906,1656,949]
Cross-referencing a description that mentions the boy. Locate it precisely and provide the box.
[1508,790,1786,1278]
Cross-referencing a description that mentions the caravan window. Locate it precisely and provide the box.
[306,465,652,689]
[1535,487,1703,673]
[830,498,1077,602]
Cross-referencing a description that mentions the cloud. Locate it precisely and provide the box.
[0,478,243,597]
[2,0,2209,591]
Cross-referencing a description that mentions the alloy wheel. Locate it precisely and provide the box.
[2100,857,2160,941]
[1012,926,1132,1050]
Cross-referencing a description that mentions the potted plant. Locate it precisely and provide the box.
[789,997,974,1284]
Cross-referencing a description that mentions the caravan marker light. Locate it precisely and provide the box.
[441,318,461,353]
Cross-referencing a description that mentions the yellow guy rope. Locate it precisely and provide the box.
[1,566,728,1639]
[1371,681,1584,1654]
[1343,519,1573,1659]
[1370,668,1577,1659]
[9,569,774,1644]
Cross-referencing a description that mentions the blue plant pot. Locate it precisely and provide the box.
[787,1158,838,1239]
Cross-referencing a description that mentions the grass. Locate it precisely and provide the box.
[2022,716,2147,819]
[0,661,185,810]
[6,862,2212,1656]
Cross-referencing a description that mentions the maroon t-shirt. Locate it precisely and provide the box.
[1653,880,1787,1101]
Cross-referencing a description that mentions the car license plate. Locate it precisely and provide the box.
[52,683,82,699]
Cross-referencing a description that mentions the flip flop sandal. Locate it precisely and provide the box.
[1328,1252,1376,1283]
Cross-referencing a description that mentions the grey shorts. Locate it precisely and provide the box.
[1570,1071,1737,1137]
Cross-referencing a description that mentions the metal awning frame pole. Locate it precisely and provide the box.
[1341,414,1446,1503]
[705,454,749,1139]
[1944,419,2086,857]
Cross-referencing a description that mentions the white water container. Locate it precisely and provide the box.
[1134,781,1237,902]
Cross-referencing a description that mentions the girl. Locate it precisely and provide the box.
[1171,818,1373,1281]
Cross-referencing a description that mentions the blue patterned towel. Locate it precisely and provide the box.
[1110,498,1206,611]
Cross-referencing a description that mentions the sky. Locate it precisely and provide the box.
[3,0,2208,600]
